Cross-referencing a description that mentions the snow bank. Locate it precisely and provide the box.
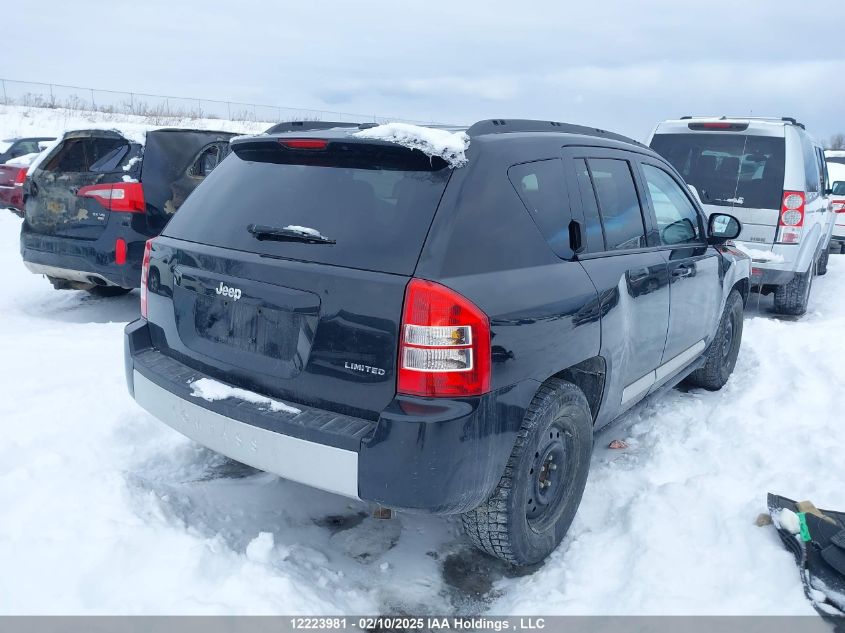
[190,378,301,415]
[734,243,785,263]
[353,123,470,167]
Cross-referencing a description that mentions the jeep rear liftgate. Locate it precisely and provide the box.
[146,136,453,418]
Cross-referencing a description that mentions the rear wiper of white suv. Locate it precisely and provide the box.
[247,224,336,245]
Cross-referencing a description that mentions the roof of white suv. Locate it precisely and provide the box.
[653,117,799,138]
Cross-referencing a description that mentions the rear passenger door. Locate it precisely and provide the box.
[636,159,721,371]
[562,147,670,427]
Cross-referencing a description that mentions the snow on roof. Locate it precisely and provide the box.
[4,152,41,167]
[353,123,470,168]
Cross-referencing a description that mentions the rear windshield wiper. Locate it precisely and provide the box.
[247,224,336,245]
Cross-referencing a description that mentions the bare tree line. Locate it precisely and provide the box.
[829,133,845,150]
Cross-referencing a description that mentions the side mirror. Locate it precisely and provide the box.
[708,213,741,244]
[832,181,845,196]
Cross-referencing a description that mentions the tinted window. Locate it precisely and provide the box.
[588,158,647,250]
[817,148,829,192]
[508,160,571,257]
[800,133,820,193]
[573,159,605,252]
[163,146,451,275]
[650,133,786,210]
[641,164,702,246]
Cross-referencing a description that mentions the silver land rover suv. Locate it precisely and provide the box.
[649,116,834,315]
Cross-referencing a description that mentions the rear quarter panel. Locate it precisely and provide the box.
[416,137,601,394]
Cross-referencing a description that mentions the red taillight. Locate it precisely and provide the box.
[13,167,28,186]
[702,122,733,129]
[140,239,153,319]
[115,238,127,266]
[77,182,145,213]
[397,279,491,398]
[279,138,328,150]
[832,200,845,214]
[777,191,805,244]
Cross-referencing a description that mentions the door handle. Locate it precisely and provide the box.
[672,265,693,278]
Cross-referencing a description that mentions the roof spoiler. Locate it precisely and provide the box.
[680,115,805,130]
[264,121,360,134]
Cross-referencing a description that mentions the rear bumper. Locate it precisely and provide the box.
[749,267,796,287]
[133,369,361,498]
[20,226,145,288]
[125,319,537,514]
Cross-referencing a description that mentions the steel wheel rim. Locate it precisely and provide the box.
[526,421,572,531]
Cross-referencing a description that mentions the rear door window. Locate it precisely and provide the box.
[573,159,605,253]
[649,133,786,210]
[507,159,572,258]
[640,164,703,246]
[190,143,227,178]
[587,158,648,251]
[163,141,452,275]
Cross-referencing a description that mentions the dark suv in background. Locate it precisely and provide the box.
[125,120,750,565]
[20,128,235,295]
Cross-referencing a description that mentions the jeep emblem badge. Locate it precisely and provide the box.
[215,282,242,301]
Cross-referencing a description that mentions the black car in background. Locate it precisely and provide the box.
[20,128,234,295]
[0,136,55,164]
[125,120,750,565]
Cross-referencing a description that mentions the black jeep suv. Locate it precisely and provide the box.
[125,120,750,565]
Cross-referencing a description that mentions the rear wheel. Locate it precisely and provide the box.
[686,290,744,391]
[773,265,813,316]
[87,286,133,297]
[461,379,592,566]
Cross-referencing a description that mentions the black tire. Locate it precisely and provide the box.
[817,247,829,276]
[686,290,744,391]
[461,379,593,566]
[87,286,133,297]
[773,265,813,316]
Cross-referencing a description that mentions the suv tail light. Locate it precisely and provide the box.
[13,167,28,186]
[140,239,154,318]
[832,200,845,214]
[777,191,805,244]
[398,279,491,398]
[77,182,145,213]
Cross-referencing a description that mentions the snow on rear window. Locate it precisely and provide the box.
[353,123,470,168]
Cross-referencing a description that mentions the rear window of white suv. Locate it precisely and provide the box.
[650,133,785,210]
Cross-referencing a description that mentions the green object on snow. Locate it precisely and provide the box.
[797,512,812,542]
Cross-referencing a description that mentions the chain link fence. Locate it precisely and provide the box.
[0,78,438,126]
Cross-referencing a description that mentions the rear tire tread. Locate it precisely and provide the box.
[461,379,591,565]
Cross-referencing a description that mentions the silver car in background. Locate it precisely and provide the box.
[649,117,834,315]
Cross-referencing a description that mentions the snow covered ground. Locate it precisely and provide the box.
[0,104,270,144]
[0,105,844,616]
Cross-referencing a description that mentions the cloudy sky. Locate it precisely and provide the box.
[5,0,845,142]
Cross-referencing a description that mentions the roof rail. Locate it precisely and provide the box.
[466,119,645,147]
[264,121,359,134]
[677,115,805,129]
